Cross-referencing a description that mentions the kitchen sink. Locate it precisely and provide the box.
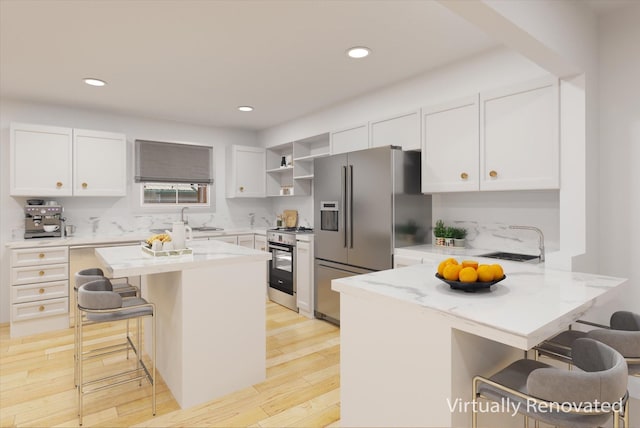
[480,251,541,263]
[191,226,224,231]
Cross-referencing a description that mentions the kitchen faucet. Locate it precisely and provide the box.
[509,225,545,262]
[181,207,189,225]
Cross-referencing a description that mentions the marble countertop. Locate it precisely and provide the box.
[5,228,269,249]
[95,239,271,278]
[332,259,627,349]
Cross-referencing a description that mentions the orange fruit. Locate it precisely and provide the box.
[476,265,494,282]
[437,258,458,276]
[461,260,479,269]
[459,267,478,283]
[489,264,504,280]
[443,264,463,281]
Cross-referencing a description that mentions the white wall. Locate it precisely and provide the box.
[597,4,640,315]
[0,99,273,323]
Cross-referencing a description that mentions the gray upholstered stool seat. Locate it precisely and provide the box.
[77,277,155,426]
[473,338,629,428]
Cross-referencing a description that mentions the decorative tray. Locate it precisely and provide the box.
[435,273,506,292]
[141,243,193,257]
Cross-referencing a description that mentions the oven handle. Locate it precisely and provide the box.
[268,243,294,252]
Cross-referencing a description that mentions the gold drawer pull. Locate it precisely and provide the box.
[56,181,63,188]
[39,288,45,294]
[239,186,245,192]
[460,172,468,180]
[38,253,45,259]
[39,270,45,276]
[82,182,88,189]
[489,170,498,178]
[39,305,45,312]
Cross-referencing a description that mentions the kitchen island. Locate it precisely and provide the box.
[333,260,628,428]
[95,239,271,409]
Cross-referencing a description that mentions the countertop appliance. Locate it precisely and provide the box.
[313,145,431,325]
[266,227,314,311]
[24,201,63,238]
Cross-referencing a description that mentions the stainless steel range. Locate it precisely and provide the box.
[266,227,313,311]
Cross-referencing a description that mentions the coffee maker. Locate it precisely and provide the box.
[24,200,63,238]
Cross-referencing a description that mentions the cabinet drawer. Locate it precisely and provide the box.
[12,297,69,322]
[11,246,69,267]
[11,280,68,304]
[11,263,68,285]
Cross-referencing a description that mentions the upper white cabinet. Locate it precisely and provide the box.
[370,109,421,151]
[480,76,559,191]
[10,123,73,196]
[422,96,479,193]
[10,123,127,197]
[330,123,368,155]
[421,76,559,193]
[73,128,127,196]
[226,145,266,198]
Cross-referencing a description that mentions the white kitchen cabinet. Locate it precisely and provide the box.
[10,123,73,196]
[422,96,479,193]
[254,234,267,252]
[10,246,69,337]
[296,238,314,319]
[73,128,127,196]
[330,123,369,155]
[238,234,254,248]
[370,109,421,151]
[226,145,266,198]
[480,76,559,191]
[210,235,239,245]
[10,123,127,197]
[393,254,423,269]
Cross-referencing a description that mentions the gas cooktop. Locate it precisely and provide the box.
[269,226,314,234]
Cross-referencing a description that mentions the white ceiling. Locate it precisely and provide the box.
[1,1,502,131]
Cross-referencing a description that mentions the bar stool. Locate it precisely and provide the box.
[77,277,155,425]
[73,268,139,386]
[473,338,629,428]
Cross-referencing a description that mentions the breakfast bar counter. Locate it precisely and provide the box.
[95,240,271,409]
[333,260,628,428]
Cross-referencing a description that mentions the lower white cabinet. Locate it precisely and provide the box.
[394,255,424,269]
[10,246,69,337]
[254,234,267,252]
[238,234,254,248]
[210,235,239,245]
[296,238,314,319]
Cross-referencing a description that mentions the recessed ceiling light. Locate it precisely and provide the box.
[347,46,371,59]
[83,78,106,87]
[238,106,254,112]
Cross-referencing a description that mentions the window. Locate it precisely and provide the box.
[135,139,214,207]
[142,183,209,205]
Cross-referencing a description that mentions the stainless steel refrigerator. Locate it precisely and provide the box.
[313,145,431,325]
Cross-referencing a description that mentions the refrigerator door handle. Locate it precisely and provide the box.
[349,164,354,249]
[342,165,347,248]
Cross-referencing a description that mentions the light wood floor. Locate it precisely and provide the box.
[0,301,341,427]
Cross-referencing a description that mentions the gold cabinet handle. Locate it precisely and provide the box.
[460,172,468,180]
[39,270,45,276]
[239,186,245,192]
[39,288,45,294]
[82,182,88,189]
[56,181,63,188]
[38,305,45,312]
[489,170,498,178]
[38,253,45,259]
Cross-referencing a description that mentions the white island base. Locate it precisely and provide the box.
[144,261,266,409]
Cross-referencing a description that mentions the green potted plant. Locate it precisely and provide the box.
[433,220,446,246]
[444,226,455,247]
[452,227,467,247]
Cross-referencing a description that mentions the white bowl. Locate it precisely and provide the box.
[43,225,59,232]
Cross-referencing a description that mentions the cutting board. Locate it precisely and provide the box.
[283,210,298,228]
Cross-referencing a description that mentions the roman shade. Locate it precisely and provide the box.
[135,139,213,184]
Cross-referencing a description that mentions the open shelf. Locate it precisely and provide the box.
[266,166,294,173]
[294,174,314,180]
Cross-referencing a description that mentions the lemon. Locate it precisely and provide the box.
[489,264,504,280]
[476,265,494,282]
[459,267,478,283]
[461,260,478,269]
[437,258,458,276]
[443,264,463,281]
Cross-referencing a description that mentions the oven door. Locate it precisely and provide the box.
[268,242,295,295]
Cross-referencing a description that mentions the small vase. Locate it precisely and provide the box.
[435,237,445,246]
[445,237,454,247]
[454,238,466,248]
